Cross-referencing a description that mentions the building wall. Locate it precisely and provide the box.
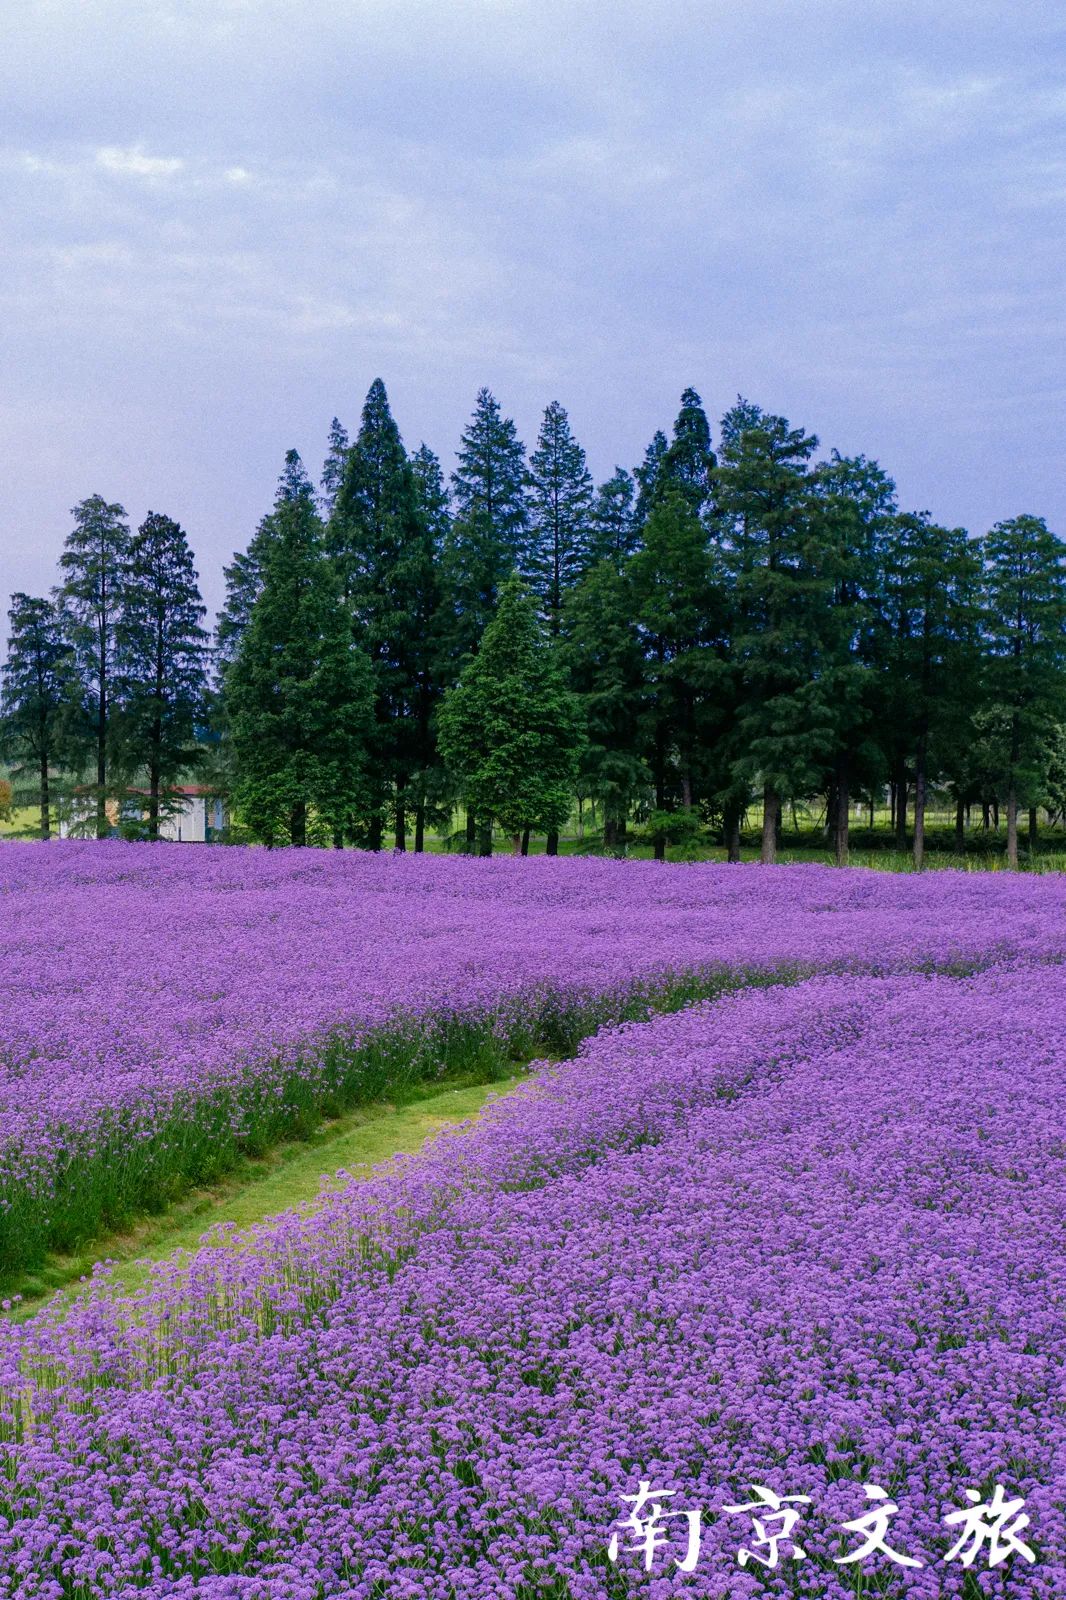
[160,796,207,843]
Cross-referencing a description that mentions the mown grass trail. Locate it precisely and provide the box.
[7,1070,527,1320]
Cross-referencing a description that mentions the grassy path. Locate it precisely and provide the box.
[10,1070,526,1320]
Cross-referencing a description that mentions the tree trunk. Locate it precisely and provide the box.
[954,797,965,853]
[889,780,896,834]
[96,711,107,838]
[835,755,849,868]
[1006,780,1019,869]
[604,816,617,851]
[414,803,425,854]
[39,749,50,841]
[760,784,779,865]
[394,797,406,852]
[725,801,741,864]
[894,760,907,852]
[521,827,530,857]
[511,833,522,856]
[148,718,161,842]
[290,800,307,847]
[546,829,559,856]
[478,821,492,858]
[982,800,990,831]
[993,797,999,830]
[333,829,344,850]
[912,738,927,871]
[825,779,837,845]
[868,793,875,831]
[368,815,382,852]
[1028,807,1038,854]
[465,809,476,854]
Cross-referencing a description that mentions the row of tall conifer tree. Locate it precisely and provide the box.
[3,380,1065,867]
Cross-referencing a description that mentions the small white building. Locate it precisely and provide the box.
[154,786,227,843]
[59,785,226,841]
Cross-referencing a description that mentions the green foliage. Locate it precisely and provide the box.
[438,576,583,845]
[588,467,638,570]
[116,512,209,837]
[442,387,529,663]
[628,484,724,823]
[634,807,706,858]
[318,415,349,517]
[524,400,593,634]
[716,404,823,811]
[328,379,443,845]
[563,560,649,843]
[0,593,78,838]
[55,493,131,834]
[227,451,375,846]
[659,387,716,515]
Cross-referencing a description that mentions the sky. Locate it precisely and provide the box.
[1,0,1064,631]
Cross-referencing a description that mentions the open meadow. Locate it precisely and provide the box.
[0,842,1063,1597]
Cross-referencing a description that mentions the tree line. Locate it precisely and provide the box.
[3,380,1065,868]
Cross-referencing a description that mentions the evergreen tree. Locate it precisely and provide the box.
[524,400,594,635]
[588,468,639,570]
[627,485,722,857]
[216,453,310,675]
[319,416,350,517]
[813,452,898,864]
[878,510,979,867]
[438,575,582,854]
[116,512,209,839]
[443,388,529,663]
[562,562,648,850]
[980,515,1066,867]
[227,451,375,847]
[659,387,716,515]
[716,404,821,862]
[55,494,130,837]
[633,430,668,529]
[411,443,451,554]
[328,379,440,849]
[0,594,76,838]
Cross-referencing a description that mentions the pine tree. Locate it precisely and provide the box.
[524,400,593,635]
[319,417,350,517]
[438,576,582,853]
[55,494,130,837]
[633,430,668,529]
[814,452,898,864]
[411,443,451,554]
[627,485,722,857]
[659,388,716,515]
[716,404,820,863]
[562,562,648,850]
[443,388,529,663]
[0,594,76,838]
[588,468,639,570]
[227,451,375,847]
[980,515,1066,867]
[878,509,979,867]
[216,452,311,675]
[116,513,209,839]
[328,380,440,849]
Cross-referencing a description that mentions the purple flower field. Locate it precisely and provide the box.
[1,961,1063,1597]
[2,842,1065,1277]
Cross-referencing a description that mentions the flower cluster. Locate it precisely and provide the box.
[2,841,1065,1275]
[1,962,1062,1596]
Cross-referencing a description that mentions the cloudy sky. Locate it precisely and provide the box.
[2,0,1064,627]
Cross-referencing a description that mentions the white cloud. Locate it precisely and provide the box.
[95,144,184,178]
